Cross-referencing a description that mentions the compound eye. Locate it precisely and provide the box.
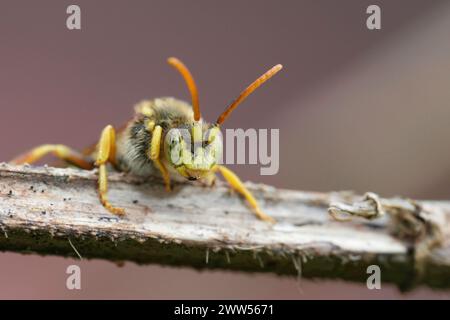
[170,135,179,146]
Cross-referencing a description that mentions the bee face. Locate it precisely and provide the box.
[164,124,222,180]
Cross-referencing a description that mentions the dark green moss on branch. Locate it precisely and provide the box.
[1,226,446,291]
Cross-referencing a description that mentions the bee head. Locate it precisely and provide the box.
[166,57,282,180]
[164,123,222,180]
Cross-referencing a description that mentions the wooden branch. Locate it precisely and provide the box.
[0,163,449,290]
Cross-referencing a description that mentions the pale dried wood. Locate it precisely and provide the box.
[0,163,448,290]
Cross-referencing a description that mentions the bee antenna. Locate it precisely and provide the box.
[167,57,201,121]
[216,64,283,125]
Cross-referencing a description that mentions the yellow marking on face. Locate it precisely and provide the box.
[192,122,202,146]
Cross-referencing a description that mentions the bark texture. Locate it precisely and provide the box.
[0,163,449,290]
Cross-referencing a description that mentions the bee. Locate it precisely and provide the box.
[10,57,282,223]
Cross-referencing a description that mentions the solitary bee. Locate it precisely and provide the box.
[10,58,282,223]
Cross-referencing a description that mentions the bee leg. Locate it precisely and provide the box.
[148,125,171,192]
[10,144,93,170]
[215,165,275,223]
[95,125,125,216]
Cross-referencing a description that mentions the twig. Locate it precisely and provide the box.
[0,163,449,290]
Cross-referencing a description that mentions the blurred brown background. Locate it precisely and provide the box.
[0,0,450,299]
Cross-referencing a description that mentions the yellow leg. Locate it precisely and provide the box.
[95,125,124,216]
[10,144,93,170]
[148,124,171,191]
[215,165,275,223]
